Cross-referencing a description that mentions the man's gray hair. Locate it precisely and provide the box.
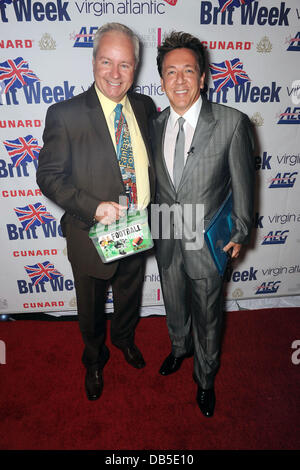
[93,22,140,68]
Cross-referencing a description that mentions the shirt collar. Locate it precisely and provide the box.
[94,83,128,118]
[169,95,202,129]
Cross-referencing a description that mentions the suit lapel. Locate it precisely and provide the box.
[84,86,157,198]
[129,93,157,199]
[85,85,116,154]
[178,95,217,191]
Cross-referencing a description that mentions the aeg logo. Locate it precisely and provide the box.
[261,230,289,245]
[268,172,298,188]
[200,1,290,26]
[277,107,300,124]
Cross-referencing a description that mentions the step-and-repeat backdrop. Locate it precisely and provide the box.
[0,0,299,315]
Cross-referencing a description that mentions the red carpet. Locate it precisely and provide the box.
[0,308,299,450]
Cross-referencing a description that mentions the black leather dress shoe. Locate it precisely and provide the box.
[85,368,104,401]
[196,387,216,417]
[159,352,191,376]
[121,344,145,369]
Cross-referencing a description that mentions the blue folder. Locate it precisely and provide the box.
[204,192,233,276]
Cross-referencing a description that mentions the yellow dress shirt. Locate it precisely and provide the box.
[94,84,150,210]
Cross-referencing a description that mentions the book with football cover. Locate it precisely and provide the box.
[204,192,233,276]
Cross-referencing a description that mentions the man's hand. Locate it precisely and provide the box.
[223,241,242,259]
[94,201,127,225]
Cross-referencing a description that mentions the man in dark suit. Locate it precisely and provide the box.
[37,23,156,401]
[151,32,254,417]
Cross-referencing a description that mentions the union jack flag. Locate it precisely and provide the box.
[24,261,63,286]
[3,135,41,167]
[218,0,254,12]
[209,58,250,93]
[0,57,40,94]
[14,203,56,231]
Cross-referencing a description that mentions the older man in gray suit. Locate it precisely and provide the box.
[152,32,255,417]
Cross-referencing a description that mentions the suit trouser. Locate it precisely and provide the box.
[159,241,224,389]
[72,254,145,370]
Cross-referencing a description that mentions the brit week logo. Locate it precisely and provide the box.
[6,203,63,240]
[255,281,281,295]
[72,26,163,49]
[286,32,300,52]
[18,261,74,295]
[0,57,76,106]
[24,261,63,287]
[207,57,282,104]
[209,57,250,94]
[0,133,40,178]
[261,230,289,246]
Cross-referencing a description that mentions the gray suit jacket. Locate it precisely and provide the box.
[151,95,255,279]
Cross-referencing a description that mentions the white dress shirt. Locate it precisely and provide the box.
[163,96,202,185]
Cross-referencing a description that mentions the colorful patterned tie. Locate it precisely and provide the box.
[173,117,185,191]
[114,103,137,211]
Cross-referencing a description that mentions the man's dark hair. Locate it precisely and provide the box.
[157,31,206,78]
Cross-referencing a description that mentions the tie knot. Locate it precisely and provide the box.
[115,103,123,116]
[178,117,185,130]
